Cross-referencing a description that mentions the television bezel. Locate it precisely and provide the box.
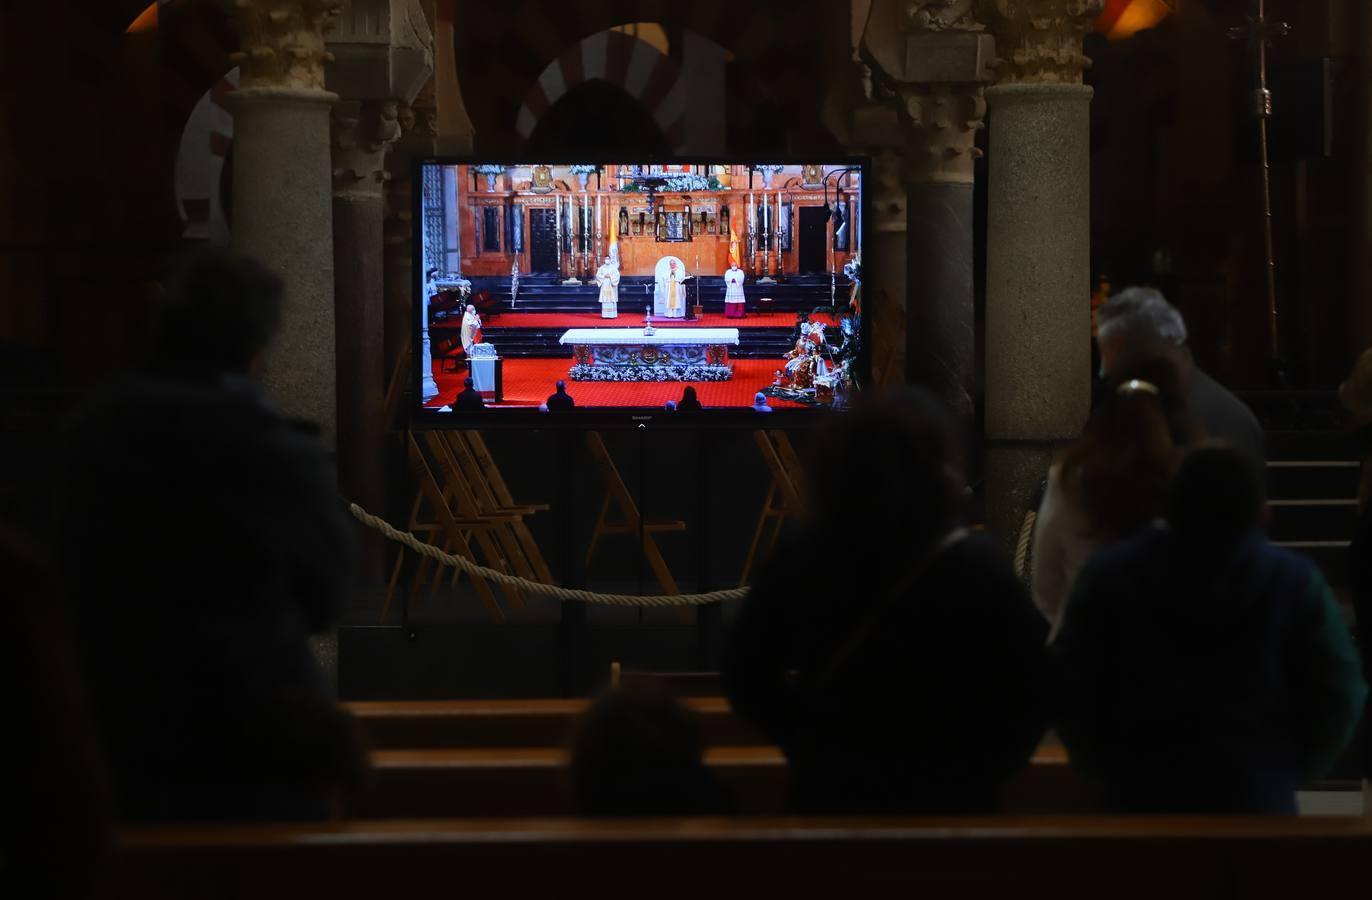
[410,155,871,431]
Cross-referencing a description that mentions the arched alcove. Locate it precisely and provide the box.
[525,80,672,157]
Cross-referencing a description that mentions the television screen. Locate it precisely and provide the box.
[414,161,865,419]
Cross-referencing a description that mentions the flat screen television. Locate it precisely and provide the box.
[412,160,867,426]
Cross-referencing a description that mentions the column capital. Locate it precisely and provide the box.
[223,0,343,91]
[333,99,402,199]
[980,0,1104,85]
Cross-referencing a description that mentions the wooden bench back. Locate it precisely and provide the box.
[100,816,1372,900]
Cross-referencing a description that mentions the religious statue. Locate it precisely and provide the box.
[618,206,629,236]
[595,254,620,319]
[460,303,482,359]
[653,256,691,319]
[723,262,746,319]
[783,338,809,382]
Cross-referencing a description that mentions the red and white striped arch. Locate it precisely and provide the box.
[515,29,687,151]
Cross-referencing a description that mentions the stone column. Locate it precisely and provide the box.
[850,108,910,388]
[861,2,993,415]
[981,0,1102,541]
[332,100,401,539]
[224,0,342,441]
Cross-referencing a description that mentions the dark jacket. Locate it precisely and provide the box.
[454,387,486,411]
[546,390,576,411]
[723,529,1050,814]
[1348,443,1372,778]
[55,374,363,821]
[1055,527,1366,813]
[1191,369,1266,475]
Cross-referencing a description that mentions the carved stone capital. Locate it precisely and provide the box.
[900,83,986,184]
[332,99,402,198]
[224,0,343,91]
[905,0,984,32]
[980,0,1104,85]
[868,148,910,234]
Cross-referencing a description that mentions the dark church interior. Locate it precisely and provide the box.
[5,1,1372,897]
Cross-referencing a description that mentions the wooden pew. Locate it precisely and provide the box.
[100,816,1372,900]
[346,697,760,750]
[355,745,1086,818]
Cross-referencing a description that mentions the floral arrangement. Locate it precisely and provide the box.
[568,164,599,174]
[620,175,721,193]
[569,364,733,382]
[472,164,505,175]
[755,164,787,176]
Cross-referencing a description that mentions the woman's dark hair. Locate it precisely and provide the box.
[569,683,730,816]
[682,386,697,402]
[152,251,283,376]
[1059,348,1195,539]
[1167,443,1263,555]
[804,388,961,558]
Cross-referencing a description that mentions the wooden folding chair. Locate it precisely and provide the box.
[583,431,687,606]
[379,432,506,623]
[447,432,557,585]
[462,431,553,518]
[420,431,529,610]
[739,430,805,587]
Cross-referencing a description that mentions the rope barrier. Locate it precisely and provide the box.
[349,503,750,607]
[1013,509,1037,582]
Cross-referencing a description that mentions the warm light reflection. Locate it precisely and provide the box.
[1096,0,1173,41]
[126,2,158,33]
[610,22,670,56]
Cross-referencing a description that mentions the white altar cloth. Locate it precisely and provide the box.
[558,328,740,347]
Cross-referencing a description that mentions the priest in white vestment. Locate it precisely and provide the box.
[595,255,620,319]
[723,263,746,319]
[653,256,690,319]
[460,304,482,358]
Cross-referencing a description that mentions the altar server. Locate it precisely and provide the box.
[596,255,620,319]
[723,262,746,319]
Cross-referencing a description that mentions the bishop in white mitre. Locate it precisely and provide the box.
[659,258,688,319]
[723,262,746,319]
[595,255,620,319]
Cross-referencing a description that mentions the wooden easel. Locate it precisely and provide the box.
[739,430,804,587]
[583,431,688,615]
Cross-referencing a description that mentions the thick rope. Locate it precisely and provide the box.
[1013,509,1037,582]
[350,503,749,607]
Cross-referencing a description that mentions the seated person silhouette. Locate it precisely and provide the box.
[454,377,485,411]
[570,683,733,817]
[546,380,576,411]
[677,386,702,412]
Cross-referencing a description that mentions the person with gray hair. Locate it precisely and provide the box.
[1095,287,1265,479]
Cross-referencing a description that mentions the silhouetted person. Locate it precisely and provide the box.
[454,376,485,411]
[1,529,111,898]
[1055,444,1366,813]
[677,386,702,412]
[1032,349,1196,636]
[546,379,575,411]
[1339,348,1372,780]
[54,251,365,822]
[1096,287,1265,476]
[569,683,732,817]
[724,390,1049,814]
